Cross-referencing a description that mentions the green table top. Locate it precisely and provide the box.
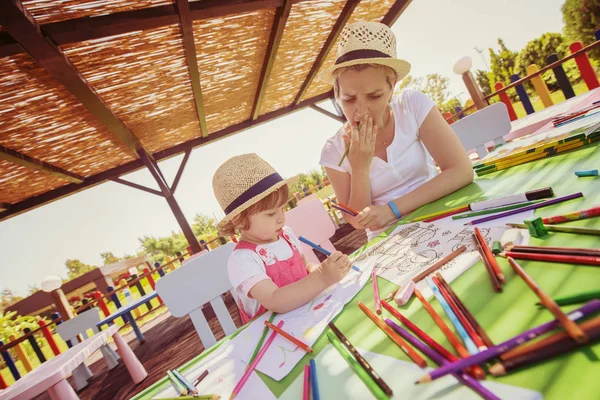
[133,140,600,400]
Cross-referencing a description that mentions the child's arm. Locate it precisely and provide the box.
[302,255,320,273]
[250,251,351,313]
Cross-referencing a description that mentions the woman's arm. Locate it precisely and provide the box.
[357,107,474,230]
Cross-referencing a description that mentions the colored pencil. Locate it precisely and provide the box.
[160,396,220,400]
[264,320,313,352]
[451,200,542,220]
[230,320,283,400]
[167,370,187,396]
[507,257,588,343]
[435,273,494,349]
[385,319,499,400]
[416,300,600,384]
[358,301,427,367]
[542,205,600,224]
[500,251,600,266]
[410,245,467,283]
[474,228,504,283]
[326,331,388,400]
[468,188,553,210]
[506,244,600,257]
[466,192,584,226]
[193,370,209,387]
[409,205,470,223]
[384,286,400,301]
[328,322,393,397]
[331,203,357,217]
[490,317,600,377]
[537,289,600,307]
[423,207,471,223]
[303,364,310,400]
[247,312,276,369]
[506,222,600,236]
[381,300,458,363]
[336,202,360,216]
[413,289,487,381]
[431,275,487,351]
[372,269,381,314]
[472,234,503,292]
[426,277,479,355]
[394,280,416,306]
[309,359,320,400]
[337,123,362,166]
[173,368,198,396]
[298,236,361,272]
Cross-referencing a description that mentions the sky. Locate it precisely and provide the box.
[0,0,567,296]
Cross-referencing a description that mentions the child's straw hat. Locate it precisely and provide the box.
[319,21,410,84]
[213,153,286,225]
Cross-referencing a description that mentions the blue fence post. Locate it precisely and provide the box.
[454,106,465,119]
[0,340,21,381]
[132,274,152,311]
[23,328,46,364]
[108,286,128,324]
[547,53,575,99]
[510,74,534,114]
[595,29,600,41]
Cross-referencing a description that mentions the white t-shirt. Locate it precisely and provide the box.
[320,89,437,239]
[227,226,304,318]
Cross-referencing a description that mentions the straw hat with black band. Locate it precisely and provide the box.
[213,154,287,229]
[318,21,411,84]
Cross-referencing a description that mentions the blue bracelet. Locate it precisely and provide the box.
[387,201,402,219]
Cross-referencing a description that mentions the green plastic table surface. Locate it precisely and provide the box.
[133,140,600,400]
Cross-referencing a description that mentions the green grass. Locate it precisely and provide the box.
[510,81,590,119]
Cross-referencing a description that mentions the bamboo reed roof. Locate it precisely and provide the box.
[0,0,411,221]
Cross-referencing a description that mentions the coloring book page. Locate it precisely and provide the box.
[231,258,376,381]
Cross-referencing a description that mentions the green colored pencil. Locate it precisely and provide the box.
[451,200,543,220]
[326,331,388,400]
[247,312,276,368]
[506,223,600,236]
[537,289,600,307]
[166,370,187,396]
[338,123,362,166]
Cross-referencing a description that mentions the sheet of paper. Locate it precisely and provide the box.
[231,258,376,381]
[279,346,543,400]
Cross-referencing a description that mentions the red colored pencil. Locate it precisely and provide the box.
[423,206,470,223]
[264,321,313,352]
[500,251,600,266]
[337,202,360,216]
[472,234,503,292]
[474,228,505,283]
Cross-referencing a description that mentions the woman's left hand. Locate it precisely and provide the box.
[355,205,397,231]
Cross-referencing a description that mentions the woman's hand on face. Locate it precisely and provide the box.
[342,115,377,173]
[355,204,397,231]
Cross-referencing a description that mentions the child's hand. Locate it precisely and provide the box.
[319,251,351,286]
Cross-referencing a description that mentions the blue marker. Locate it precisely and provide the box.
[298,236,361,272]
[309,359,321,400]
[575,169,598,177]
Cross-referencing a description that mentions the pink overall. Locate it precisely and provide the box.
[234,231,308,324]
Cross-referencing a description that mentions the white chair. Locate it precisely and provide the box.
[451,102,511,159]
[285,199,337,265]
[297,193,319,206]
[55,308,120,390]
[156,243,237,349]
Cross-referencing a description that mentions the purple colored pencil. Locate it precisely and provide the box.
[418,299,600,383]
[385,319,500,400]
[466,192,583,226]
[331,203,357,217]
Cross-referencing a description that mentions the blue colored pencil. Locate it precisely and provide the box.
[172,368,198,395]
[426,277,479,355]
[299,236,360,272]
[309,359,321,400]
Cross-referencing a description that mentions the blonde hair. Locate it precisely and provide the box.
[217,185,290,236]
[332,63,398,100]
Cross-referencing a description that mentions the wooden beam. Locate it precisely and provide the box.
[0,0,143,156]
[251,0,293,120]
[0,145,84,183]
[381,0,413,26]
[0,203,10,212]
[0,90,333,221]
[293,0,360,105]
[0,0,305,57]
[0,31,22,58]
[310,104,345,123]
[110,177,163,196]
[175,0,208,137]
[170,149,191,194]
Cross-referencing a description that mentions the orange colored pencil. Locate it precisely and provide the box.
[472,234,502,292]
[358,301,427,367]
[411,245,467,283]
[474,228,505,283]
[337,202,360,216]
[414,289,486,380]
[264,321,313,352]
[506,257,588,343]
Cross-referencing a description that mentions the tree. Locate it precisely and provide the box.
[27,285,40,296]
[421,73,452,108]
[487,39,520,101]
[0,289,22,311]
[192,213,218,238]
[396,74,422,92]
[100,252,120,265]
[562,0,600,59]
[475,69,493,98]
[65,259,96,279]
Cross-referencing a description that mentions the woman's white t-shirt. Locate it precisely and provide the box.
[227,226,303,318]
[319,90,437,239]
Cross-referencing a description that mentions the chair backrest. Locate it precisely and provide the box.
[285,199,337,264]
[451,103,511,159]
[156,243,236,349]
[55,308,101,343]
[297,193,319,206]
[182,249,208,265]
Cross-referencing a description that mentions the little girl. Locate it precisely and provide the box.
[213,153,351,324]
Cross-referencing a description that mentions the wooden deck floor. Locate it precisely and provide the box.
[34,224,367,400]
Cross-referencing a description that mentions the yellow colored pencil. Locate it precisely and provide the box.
[409,204,470,222]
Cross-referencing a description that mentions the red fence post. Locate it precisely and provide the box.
[494,82,518,121]
[570,41,599,90]
[143,267,163,305]
[38,319,61,356]
[93,291,111,317]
